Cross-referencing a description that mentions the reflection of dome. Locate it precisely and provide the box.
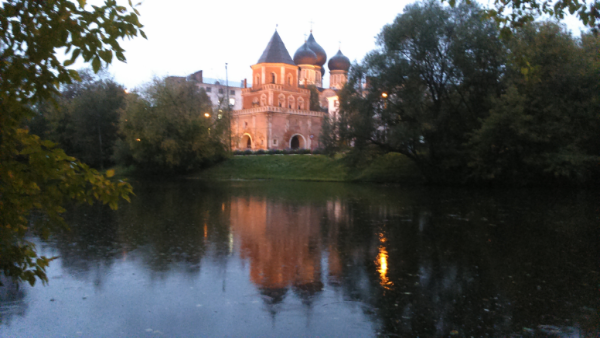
[306,33,327,67]
[293,281,324,306]
[328,50,351,71]
[293,42,318,65]
[260,287,288,305]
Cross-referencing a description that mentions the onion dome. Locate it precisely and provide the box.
[293,42,318,65]
[328,49,350,71]
[257,31,295,65]
[306,33,327,67]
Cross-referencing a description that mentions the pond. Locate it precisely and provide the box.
[1,180,598,337]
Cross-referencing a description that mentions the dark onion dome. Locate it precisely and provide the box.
[306,33,327,67]
[293,42,318,65]
[257,31,295,65]
[328,49,351,71]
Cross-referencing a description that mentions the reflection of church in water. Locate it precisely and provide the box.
[229,196,346,311]
[231,29,350,151]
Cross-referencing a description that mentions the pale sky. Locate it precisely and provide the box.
[91,0,585,90]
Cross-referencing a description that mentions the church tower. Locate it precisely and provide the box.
[328,49,350,90]
[293,41,320,87]
[306,32,327,86]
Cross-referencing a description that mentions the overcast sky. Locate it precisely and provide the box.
[96,0,585,90]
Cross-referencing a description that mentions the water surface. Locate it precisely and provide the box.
[1,180,598,337]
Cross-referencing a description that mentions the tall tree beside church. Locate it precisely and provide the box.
[115,78,228,173]
[337,0,505,183]
[468,23,600,184]
[307,85,321,111]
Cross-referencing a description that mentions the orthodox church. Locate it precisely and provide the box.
[231,29,350,150]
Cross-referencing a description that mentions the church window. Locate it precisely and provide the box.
[288,74,292,85]
[271,73,276,84]
[255,76,260,85]
[288,96,295,109]
[244,122,248,128]
[206,87,212,92]
[278,94,285,107]
[273,139,277,145]
[298,98,304,110]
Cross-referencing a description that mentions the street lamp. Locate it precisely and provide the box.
[381,92,388,98]
[204,113,210,118]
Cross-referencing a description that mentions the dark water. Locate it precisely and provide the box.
[1,180,598,337]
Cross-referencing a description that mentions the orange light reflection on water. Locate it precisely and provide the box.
[377,234,393,289]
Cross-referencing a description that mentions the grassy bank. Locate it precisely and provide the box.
[190,152,423,183]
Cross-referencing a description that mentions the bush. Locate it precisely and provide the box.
[299,149,311,155]
[233,150,243,155]
[312,148,324,155]
[256,149,266,155]
[243,149,253,155]
[267,149,278,155]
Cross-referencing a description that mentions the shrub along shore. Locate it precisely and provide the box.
[188,152,423,183]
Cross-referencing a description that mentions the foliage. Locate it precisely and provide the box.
[0,0,143,285]
[448,0,600,36]
[115,78,228,173]
[468,23,600,184]
[320,114,339,156]
[307,85,321,111]
[337,0,505,183]
[30,70,126,169]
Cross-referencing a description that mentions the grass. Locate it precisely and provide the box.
[190,152,424,183]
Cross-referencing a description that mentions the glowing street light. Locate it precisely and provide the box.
[381,92,388,98]
[204,113,210,118]
[136,138,141,142]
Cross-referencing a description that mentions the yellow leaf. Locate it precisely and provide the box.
[106,169,115,178]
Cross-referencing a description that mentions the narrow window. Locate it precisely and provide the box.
[230,90,235,95]
[271,73,276,84]
[206,87,212,93]
[218,88,223,94]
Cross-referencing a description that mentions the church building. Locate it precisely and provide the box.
[231,29,350,151]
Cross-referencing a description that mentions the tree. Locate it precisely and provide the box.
[114,78,228,173]
[0,0,143,286]
[337,0,505,183]
[30,70,126,169]
[445,0,600,35]
[468,22,600,184]
[319,114,339,156]
[307,85,321,111]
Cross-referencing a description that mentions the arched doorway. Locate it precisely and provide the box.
[241,134,252,149]
[289,134,305,150]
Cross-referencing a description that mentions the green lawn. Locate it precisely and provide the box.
[190,153,423,183]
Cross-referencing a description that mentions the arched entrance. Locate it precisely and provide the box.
[289,134,305,150]
[241,134,252,149]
